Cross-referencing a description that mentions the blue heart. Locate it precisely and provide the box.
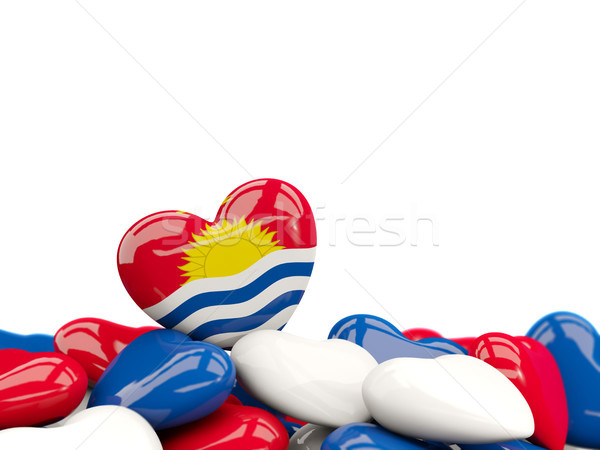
[527,311,600,448]
[322,423,450,450]
[0,329,54,352]
[88,328,235,430]
[328,314,466,363]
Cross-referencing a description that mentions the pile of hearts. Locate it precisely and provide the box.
[0,178,598,449]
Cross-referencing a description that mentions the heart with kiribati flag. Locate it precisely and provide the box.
[117,178,317,349]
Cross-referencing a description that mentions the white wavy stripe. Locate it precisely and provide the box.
[144,247,316,319]
[171,276,310,334]
[204,305,298,348]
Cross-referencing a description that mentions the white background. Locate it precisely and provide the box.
[1,1,599,342]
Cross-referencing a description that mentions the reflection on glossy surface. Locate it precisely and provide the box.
[159,402,288,450]
[0,405,162,449]
[117,178,317,348]
[231,330,377,428]
[54,317,159,385]
[363,355,534,443]
[88,329,235,430]
[289,423,334,450]
[0,329,54,352]
[470,333,567,450]
[322,423,450,450]
[232,379,306,437]
[527,311,600,448]
[329,314,467,363]
[0,349,88,429]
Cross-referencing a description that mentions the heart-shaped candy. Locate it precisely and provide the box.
[88,328,235,430]
[158,401,288,449]
[289,424,334,450]
[0,349,88,429]
[329,314,467,363]
[322,423,451,450]
[231,330,377,428]
[0,405,162,449]
[470,333,568,450]
[362,354,534,443]
[54,317,159,385]
[527,311,600,448]
[0,329,54,352]
[118,178,317,349]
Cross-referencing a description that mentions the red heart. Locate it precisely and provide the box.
[54,317,159,385]
[117,178,317,348]
[158,402,288,450]
[0,349,88,429]
[470,332,568,450]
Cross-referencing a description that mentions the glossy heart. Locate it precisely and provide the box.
[232,379,307,437]
[362,354,534,443]
[118,178,317,349]
[322,423,451,450]
[329,314,467,363]
[527,311,600,448]
[0,405,162,449]
[88,328,235,430]
[289,424,334,450]
[231,330,377,427]
[0,349,88,429]
[54,317,159,385]
[159,401,288,450]
[470,333,568,450]
[0,329,54,352]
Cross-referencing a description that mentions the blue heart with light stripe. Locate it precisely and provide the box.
[88,328,235,430]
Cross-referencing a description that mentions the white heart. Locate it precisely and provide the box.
[231,330,378,427]
[0,405,162,449]
[362,354,534,444]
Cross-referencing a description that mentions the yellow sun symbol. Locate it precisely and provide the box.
[179,218,284,283]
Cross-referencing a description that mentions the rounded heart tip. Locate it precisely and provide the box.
[88,328,236,430]
[362,354,535,443]
[231,330,377,428]
[0,349,88,430]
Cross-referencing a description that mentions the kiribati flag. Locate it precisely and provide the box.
[118,179,317,349]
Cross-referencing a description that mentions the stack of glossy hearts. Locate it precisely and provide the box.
[0,179,598,450]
